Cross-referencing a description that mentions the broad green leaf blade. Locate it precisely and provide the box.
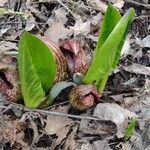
[112,16,134,68]
[19,44,45,108]
[84,7,135,92]
[96,5,121,50]
[20,32,56,92]
[18,31,57,108]
[124,118,136,140]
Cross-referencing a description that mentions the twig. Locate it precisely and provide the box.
[125,0,150,9]
[0,105,11,115]
[0,105,8,109]
[0,21,47,25]
[56,0,79,19]
[0,102,101,121]
[44,101,69,110]
[134,15,150,20]
[0,38,19,42]
[32,109,101,121]
[3,51,18,56]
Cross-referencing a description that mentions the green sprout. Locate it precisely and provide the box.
[84,5,135,92]
[124,118,137,141]
[18,5,135,108]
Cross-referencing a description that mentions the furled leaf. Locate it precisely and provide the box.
[18,31,57,108]
[50,81,76,100]
[84,6,135,92]
[95,5,121,50]
[112,14,134,68]
[124,118,136,140]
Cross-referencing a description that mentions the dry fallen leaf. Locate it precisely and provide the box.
[0,41,18,54]
[93,103,137,137]
[141,35,150,48]
[25,14,36,31]
[93,139,113,150]
[0,0,7,6]
[94,103,137,125]
[70,13,102,37]
[44,8,73,43]
[45,115,73,135]
[120,142,132,150]
[39,0,57,2]
[79,118,116,135]
[121,34,131,56]
[51,125,71,149]
[113,0,124,9]
[86,0,107,13]
[63,125,78,150]
[80,142,94,150]
[145,145,150,150]
[0,115,27,147]
[122,63,150,76]
[0,26,11,36]
[44,22,72,43]
[130,132,144,150]
[70,18,91,36]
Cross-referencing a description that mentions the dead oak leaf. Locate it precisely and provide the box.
[0,115,27,147]
[45,115,74,135]
[44,7,73,43]
[45,115,75,149]
[70,13,102,37]
[121,63,150,76]
[0,0,7,6]
[51,125,71,149]
[63,125,78,150]
[0,41,18,57]
[93,103,138,138]
[44,22,73,44]
[25,13,36,31]
[86,0,107,13]
[112,0,124,9]
[141,35,150,48]
[93,139,113,150]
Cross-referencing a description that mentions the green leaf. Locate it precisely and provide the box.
[84,6,135,92]
[124,118,136,141]
[50,81,76,100]
[112,13,134,68]
[95,5,121,50]
[18,31,57,108]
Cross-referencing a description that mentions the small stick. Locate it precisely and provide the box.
[134,15,150,19]
[0,21,47,25]
[0,38,19,42]
[56,0,79,19]
[32,108,101,121]
[0,102,101,121]
[125,0,150,9]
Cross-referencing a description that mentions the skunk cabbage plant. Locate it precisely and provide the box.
[70,5,135,110]
[18,5,135,110]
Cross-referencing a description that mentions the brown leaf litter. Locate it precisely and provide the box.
[0,0,150,149]
[0,115,27,147]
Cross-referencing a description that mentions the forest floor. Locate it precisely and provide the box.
[0,0,150,150]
